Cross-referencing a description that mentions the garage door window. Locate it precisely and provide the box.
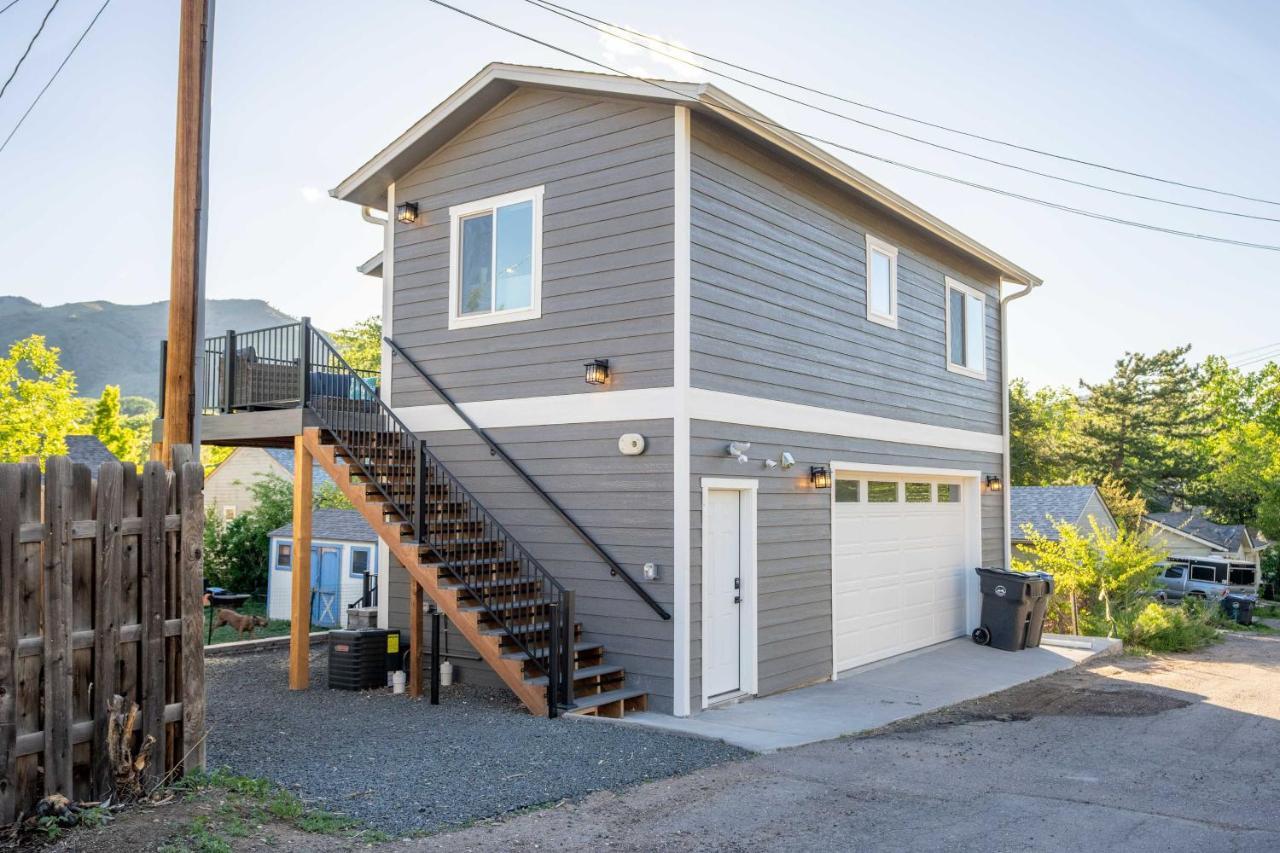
[835,479,860,502]
[905,482,932,502]
[867,481,899,502]
[938,483,961,503]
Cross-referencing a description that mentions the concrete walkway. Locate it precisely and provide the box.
[615,634,1121,752]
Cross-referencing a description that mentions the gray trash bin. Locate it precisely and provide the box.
[972,567,1055,652]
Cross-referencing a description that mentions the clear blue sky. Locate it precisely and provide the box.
[2,0,1278,389]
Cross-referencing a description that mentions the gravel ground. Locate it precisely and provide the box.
[204,648,746,835]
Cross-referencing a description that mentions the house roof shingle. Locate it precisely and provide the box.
[1011,485,1105,542]
[269,509,376,543]
[263,448,336,491]
[63,435,120,475]
[1146,510,1249,551]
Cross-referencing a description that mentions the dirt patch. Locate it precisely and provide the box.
[866,675,1192,736]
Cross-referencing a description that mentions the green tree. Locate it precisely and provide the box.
[1013,519,1096,634]
[0,335,81,462]
[1097,474,1148,531]
[1072,346,1211,510]
[331,316,382,374]
[1092,520,1165,638]
[89,385,136,461]
[1009,379,1081,485]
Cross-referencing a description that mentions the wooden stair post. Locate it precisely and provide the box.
[289,435,312,690]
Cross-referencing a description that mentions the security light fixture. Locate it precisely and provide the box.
[395,202,419,224]
[584,359,610,385]
[780,451,796,470]
[985,474,1003,493]
[810,466,832,489]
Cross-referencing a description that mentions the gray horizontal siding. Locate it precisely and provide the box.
[388,419,675,712]
[688,420,1005,711]
[689,115,1004,434]
[389,88,675,408]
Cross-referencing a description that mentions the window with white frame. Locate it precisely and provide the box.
[448,186,543,329]
[945,277,987,379]
[864,234,898,328]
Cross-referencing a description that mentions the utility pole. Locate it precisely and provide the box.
[161,0,215,464]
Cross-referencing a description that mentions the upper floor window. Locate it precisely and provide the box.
[864,234,898,328]
[448,185,544,329]
[945,277,987,380]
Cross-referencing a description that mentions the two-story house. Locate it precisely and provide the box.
[184,63,1039,719]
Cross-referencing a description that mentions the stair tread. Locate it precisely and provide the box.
[525,664,623,687]
[566,687,647,712]
[459,597,553,613]
[501,641,601,661]
[480,620,579,637]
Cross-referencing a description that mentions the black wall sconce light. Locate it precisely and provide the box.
[584,359,610,385]
[810,466,832,489]
[985,474,1003,493]
[395,201,419,224]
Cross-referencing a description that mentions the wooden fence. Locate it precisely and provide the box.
[0,451,206,825]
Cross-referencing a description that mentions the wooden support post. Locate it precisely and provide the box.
[408,581,423,698]
[289,436,312,690]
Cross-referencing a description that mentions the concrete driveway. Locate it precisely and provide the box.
[416,628,1280,852]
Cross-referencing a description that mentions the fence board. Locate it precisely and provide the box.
[42,458,74,798]
[13,464,41,819]
[139,462,168,789]
[70,464,93,801]
[0,466,19,820]
[179,461,206,774]
[92,464,123,796]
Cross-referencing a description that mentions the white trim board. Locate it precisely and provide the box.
[699,477,759,709]
[394,388,677,432]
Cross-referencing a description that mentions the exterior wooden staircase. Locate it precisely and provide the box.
[299,330,646,718]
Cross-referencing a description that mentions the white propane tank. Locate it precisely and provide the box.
[440,659,454,686]
[392,670,406,694]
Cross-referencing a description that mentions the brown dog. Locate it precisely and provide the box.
[212,608,269,640]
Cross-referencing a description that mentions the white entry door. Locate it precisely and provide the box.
[703,489,743,699]
[832,473,970,672]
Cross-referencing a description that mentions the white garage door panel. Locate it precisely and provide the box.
[834,474,969,672]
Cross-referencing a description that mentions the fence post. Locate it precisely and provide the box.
[42,458,73,797]
[222,329,236,413]
[179,460,206,775]
[298,317,312,406]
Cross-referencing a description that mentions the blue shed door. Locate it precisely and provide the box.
[310,546,341,627]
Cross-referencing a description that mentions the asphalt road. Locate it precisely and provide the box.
[414,627,1280,852]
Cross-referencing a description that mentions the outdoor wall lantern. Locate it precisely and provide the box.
[985,474,1003,493]
[584,359,610,385]
[810,466,832,489]
[395,201,419,224]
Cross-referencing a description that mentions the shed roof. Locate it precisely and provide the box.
[268,509,376,543]
[332,63,1039,288]
[1011,485,1111,542]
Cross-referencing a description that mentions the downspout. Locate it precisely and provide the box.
[1000,278,1040,569]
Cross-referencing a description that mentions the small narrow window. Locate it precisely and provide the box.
[864,235,898,328]
[835,479,860,503]
[222,505,236,522]
[867,481,899,502]
[946,277,987,379]
[937,483,961,503]
[350,547,371,578]
[276,542,292,569]
[905,482,932,503]
[449,186,543,329]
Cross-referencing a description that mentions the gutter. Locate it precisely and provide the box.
[1000,278,1040,568]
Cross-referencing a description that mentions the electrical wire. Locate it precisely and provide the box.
[1223,340,1280,360]
[0,0,60,102]
[0,0,27,16]
[524,0,1280,224]
[421,0,1280,252]
[1231,348,1280,370]
[0,0,109,156]
[528,0,1280,210]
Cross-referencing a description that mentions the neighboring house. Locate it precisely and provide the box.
[63,434,120,475]
[185,63,1042,717]
[1145,509,1270,567]
[205,447,335,522]
[267,509,378,629]
[1010,485,1118,562]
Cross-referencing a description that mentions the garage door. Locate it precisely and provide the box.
[832,472,970,672]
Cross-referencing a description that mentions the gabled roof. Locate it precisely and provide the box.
[262,448,337,491]
[1145,510,1251,552]
[1011,485,1116,542]
[64,435,120,475]
[268,509,376,543]
[331,63,1039,288]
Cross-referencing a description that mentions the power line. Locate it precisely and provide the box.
[1231,348,1280,370]
[1223,340,1280,360]
[0,0,27,16]
[0,0,60,103]
[422,0,1280,252]
[0,0,110,156]
[529,0,1280,210]
[524,0,1280,225]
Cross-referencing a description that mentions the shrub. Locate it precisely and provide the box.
[1125,600,1219,653]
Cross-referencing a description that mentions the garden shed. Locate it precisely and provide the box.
[267,509,377,629]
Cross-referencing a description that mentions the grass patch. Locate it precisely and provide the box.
[160,767,374,851]
[1253,602,1280,620]
[204,599,291,646]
